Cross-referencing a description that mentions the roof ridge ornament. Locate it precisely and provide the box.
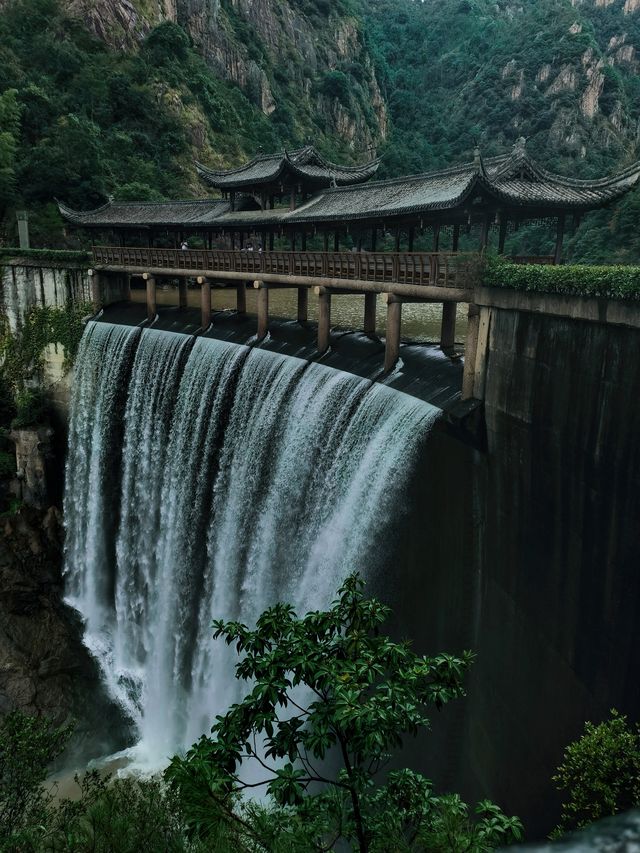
[513,136,527,156]
[473,145,488,178]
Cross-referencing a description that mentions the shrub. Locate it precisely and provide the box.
[11,387,47,428]
[551,710,640,837]
[484,256,640,302]
[166,573,522,851]
[319,70,351,105]
[0,711,72,848]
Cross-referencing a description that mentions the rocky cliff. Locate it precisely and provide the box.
[367,0,640,177]
[53,0,387,155]
[0,506,128,752]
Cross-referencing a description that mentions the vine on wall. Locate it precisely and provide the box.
[0,299,92,438]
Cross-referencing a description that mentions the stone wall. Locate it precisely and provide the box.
[1,261,91,331]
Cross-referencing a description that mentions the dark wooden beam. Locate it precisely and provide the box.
[498,217,508,255]
[554,214,566,265]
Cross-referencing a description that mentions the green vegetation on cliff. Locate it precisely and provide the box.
[0,0,382,245]
[2,0,640,261]
[364,0,640,263]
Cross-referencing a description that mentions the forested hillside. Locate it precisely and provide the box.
[1,0,640,260]
[0,0,385,243]
[366,0,640,261]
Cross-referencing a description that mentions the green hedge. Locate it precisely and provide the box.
[0,248,90,264]
[484,257,640,302]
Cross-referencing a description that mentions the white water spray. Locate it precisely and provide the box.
[64,321,440,768]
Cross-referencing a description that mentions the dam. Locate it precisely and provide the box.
[4,140,640,837]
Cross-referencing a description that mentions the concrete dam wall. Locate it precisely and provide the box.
[461,303,640,832]
[2,259,640,836]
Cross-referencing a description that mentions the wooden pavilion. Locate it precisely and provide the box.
[60,139,640,263]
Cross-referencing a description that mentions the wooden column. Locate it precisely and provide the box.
[269,231,274,251]
[290,231,296,251]
[178,278,188,310]
[200,277,211,329]
[461,303,480,399]
[301,230,307,251]
[394,228,401,253]
[554,213,566,265]
[256,282,269,339]
[498,217,508,255]
[479,215,491,252]
[297,287,308,324]
[315,286,331,354]
[433,224,440,252]
[383,294,402,373]
[371,227,377,252]
[408,227,415,252]
[364,292,377,335]
[452,224,460,253]
[334,231,340,252]
[440,302,457,354]
[323,232,329,252]
[236,282,246,316]
[144,274,156,321]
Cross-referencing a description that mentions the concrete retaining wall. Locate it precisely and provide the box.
[462,298,640,832]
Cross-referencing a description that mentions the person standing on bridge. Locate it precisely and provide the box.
[180,240,189,251]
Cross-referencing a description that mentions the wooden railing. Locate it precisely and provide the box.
[92,247,480,289]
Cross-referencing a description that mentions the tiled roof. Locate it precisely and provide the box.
[59,141,640,229]
[196,145,381,189]
[58,198,234,227]
[286,147,640,223]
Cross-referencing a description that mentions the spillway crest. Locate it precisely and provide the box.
[64,321,440,767]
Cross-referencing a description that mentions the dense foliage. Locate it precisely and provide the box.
[363,0,640,263]
[551,710,640,837]
[0,712,72,848]
[484,256,640,301]
[166,573,522,851]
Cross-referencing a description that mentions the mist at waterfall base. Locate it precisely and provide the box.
[63,321,440,770]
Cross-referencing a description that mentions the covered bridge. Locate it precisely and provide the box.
[60,138,640,262]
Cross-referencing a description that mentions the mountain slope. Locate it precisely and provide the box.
[363,0,640,261]
[0,0,386,242]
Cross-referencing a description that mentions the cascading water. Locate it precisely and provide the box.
[64,321,440,768]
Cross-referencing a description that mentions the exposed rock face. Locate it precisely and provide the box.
[10,426,54,511]
[54,0,387,152]
[0,508,127,748]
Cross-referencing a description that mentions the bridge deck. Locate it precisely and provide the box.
[92,247,479,298]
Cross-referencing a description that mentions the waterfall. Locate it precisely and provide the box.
[64,321,440,769]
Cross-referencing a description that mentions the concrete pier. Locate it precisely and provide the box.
[90,271,102,313]
[461,303,480,399]
[256,282,269,339]
[144,274,156,321]
[315,287,331,354]
[236,282,247,316]
[179,279,188,310]
[200,278,211,329]
[383,294,402,372]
